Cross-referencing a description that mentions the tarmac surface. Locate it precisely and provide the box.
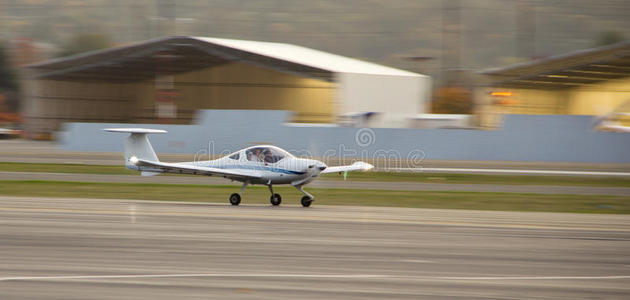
[1,196,629,299]
[2,171,630,196]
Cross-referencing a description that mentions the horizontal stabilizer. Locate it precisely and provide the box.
[103,128,165,165]
[104,128,167,134]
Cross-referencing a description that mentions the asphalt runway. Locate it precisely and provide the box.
[2,171,630,196]
[1,196,629,299]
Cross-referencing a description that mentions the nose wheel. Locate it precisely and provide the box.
[295,185,314,207]
[301,196,313,207]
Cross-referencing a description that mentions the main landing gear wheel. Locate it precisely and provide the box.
[229,193,241,206]
[301,196,313,207]
[270,193,282,206]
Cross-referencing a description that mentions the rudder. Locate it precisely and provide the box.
[104,128,166,167]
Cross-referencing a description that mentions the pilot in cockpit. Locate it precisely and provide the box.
[253,148,263,162]
[264,149,274,163]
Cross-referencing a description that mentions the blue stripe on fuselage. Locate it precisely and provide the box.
[216,164,305,175]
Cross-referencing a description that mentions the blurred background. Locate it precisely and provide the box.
[0,0,629,143]
[1,4,630,298]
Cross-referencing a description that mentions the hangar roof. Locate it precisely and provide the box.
[196,37,420,77]
[480,41,630,89]
[26,36,420,82]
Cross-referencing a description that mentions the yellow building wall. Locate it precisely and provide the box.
[478,87,568,128]
[566,77,630,115]
[501,88,568,115]
[480,77,630,127]
[132,81,158,122]
[134,62,335,123]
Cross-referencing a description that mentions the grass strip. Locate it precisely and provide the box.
[0,180,628,214]
[1,161,629,187]
[322,171,630,187]
[0,162,137,175]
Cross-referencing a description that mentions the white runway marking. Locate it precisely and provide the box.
[399,259,435,263]
[390,167,630,177]
[0,274,382,282]
[433,275,630,280]
[129,204,136,223]
[2,274,629,282]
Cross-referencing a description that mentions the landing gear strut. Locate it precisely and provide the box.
[230,182,313,207]
[295,185,314,207]
[230,182,249,206]
[269,185,281,206]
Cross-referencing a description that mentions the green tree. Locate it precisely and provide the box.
[59,33,113,57]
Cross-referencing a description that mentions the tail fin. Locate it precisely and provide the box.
[104,128,166,167]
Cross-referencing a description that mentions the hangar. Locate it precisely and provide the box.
[478,41,630,127]
[22,36,429,137]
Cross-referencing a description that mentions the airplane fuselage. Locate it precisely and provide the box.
[129,145,326,186]
[183,157,324,185]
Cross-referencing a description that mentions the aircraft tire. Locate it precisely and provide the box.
[301,196,313,207]
[229,193,241,206]
[270,193,282,206]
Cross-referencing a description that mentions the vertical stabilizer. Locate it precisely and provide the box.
[124,132,160,162]
[104,128,167,166]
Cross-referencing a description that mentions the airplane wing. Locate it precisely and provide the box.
[134,158,263,181]
[321,161,374,174]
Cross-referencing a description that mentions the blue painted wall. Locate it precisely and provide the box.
[59,110,630,163]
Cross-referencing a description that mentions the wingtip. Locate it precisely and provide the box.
[353,161,374,171]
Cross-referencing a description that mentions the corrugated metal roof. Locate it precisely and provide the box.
[480,41,630,89]
[481,41,630,76]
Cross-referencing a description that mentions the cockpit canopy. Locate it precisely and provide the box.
[243,146,292,163]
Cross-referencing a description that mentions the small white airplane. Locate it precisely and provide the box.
[105,128,373,207]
